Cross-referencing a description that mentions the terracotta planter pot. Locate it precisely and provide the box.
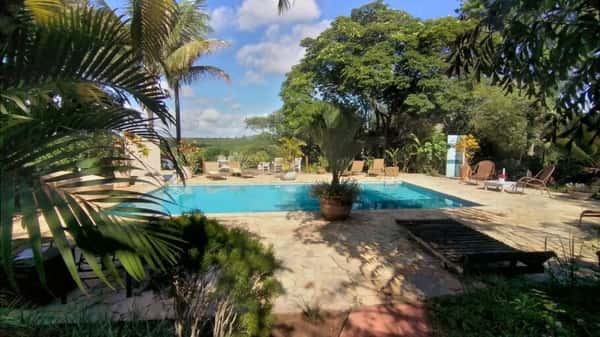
[319,197,352,221]
[385,166,399,177]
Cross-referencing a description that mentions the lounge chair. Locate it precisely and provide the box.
[229,161,254,178]
[517,165,555,196]
[203,161,226,180]
[343,160,365,176]
[577,210,600,266]
[470,160,495,182]
[273,158,284,173]
[368,159,385,176]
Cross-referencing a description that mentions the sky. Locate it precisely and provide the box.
[111,0,462,138]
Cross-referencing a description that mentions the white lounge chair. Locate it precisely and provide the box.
[203,161,226,180]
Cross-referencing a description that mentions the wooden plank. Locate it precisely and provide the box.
[397,218,555,275]
[403,227,464,274]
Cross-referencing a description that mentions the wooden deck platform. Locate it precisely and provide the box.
[396,219,555,275]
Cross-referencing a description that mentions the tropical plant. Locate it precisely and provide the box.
[455,134,480,164]
[178,140,204,174]
[398,136,420,172]
[1,1,184,289]
[310,180,360,205]
[416,127,447,174]
[385,148,402,167]
[308,103,362,186]
[160,214,282,337]
[279,137,305,171]
[150,0,230,144]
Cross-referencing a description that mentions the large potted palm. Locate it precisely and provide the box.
[308,103,362,220]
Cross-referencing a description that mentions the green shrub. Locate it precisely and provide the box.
[161,214,283,337]
[427,278,600,337]
[0,309,173,337]
[310,179,360,204]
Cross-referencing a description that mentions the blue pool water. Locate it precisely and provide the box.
[146,182,475,214]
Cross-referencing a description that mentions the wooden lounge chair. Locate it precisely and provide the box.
[470,160,495,181]
[343,160,365,176]
[577,210,600,266]
[368,159,385,176]
[517,165,555,196]
[229,161,254,178]
[579,209,600,225]
[203,161,226,180]
[396,218,555,274]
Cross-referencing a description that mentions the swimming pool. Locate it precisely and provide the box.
[147,182,476,214]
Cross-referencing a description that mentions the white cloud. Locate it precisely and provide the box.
[236,20,331,76]
[181,107,251,138]
[237,0,320,31]
[242,70,266,84]
[210,6,235,32]
[265,24,280,39]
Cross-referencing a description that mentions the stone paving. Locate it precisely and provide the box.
[21,173,600,317]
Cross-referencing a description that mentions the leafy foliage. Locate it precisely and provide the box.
[160,214,283,337]
[281,1,475,152]
[0,308,174,337]
[0,1,184,289]
[427,278,600,337]
[451,0,600,147]
[455,134,480,162]
[278,137,305,171]
[178,140,204,174]
[307,103,362,185]
[415,127,447,174]
[310,180,360,205]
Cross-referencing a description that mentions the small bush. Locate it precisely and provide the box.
[310,180,360,204]
[160,214,283,337]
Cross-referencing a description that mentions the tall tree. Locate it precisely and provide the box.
[153,0,230,144]
[281,1,473,152]
[451,0,600,146]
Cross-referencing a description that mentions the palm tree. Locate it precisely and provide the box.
[1,0,184,289]
[154,0,230,144]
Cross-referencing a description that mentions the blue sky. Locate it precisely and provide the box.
[112,0,462,137]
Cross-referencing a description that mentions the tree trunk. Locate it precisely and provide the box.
[174,81,182,145]
[331,170,340,186]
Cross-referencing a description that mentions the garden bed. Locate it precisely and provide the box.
[426,279,600,337]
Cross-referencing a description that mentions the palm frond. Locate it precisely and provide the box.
[24,0,66,22]
[1,4,184,290]
[1,6,173,125]
[129,0,178,64]
[277,0,292,14]
[163,39,228,78]
[179,66,231,86]
[171,0,210,43]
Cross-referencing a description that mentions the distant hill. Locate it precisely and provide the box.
[185,134,278,160]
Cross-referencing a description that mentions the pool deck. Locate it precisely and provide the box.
[19,173,600,318]
[199,173,600,313]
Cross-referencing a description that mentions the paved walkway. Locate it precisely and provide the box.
[340,303,430,337]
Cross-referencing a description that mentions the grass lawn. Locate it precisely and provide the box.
[426,278,600,337]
